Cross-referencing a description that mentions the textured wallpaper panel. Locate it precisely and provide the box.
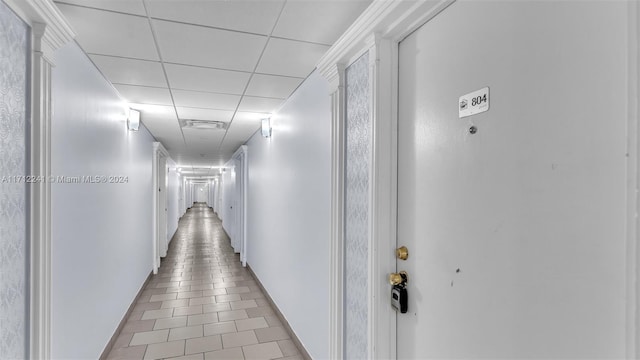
[344,51,370,360]
[0,1,29,358]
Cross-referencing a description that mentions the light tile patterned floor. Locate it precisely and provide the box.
[107,204,303,360]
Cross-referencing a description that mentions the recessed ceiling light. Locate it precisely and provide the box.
[180,118,228,130]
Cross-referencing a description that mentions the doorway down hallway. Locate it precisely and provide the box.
[107,204,304,360]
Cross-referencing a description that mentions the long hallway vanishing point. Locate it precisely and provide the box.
[106,204,303,360]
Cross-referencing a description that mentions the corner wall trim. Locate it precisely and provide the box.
[99,271,153,360]
[246,265,312,360]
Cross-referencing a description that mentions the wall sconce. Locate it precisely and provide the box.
[128,109,140,131]
[261,118,271,138]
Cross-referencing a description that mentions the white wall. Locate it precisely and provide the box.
[195,183,209,204]
[246,71,331,359]
[50,42,155,359]
[166,160,180,243]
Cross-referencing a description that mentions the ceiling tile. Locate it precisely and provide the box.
[153,20,267,72]
[90,55,167,88]
[115,84,173,105]
[164,64,250,95]
[172,90,241,111]
[245,74,303,99]
[256,38,329,78]
[176,107,234,123]
[56,4,158,60]
[146,0,284,35]
[237,96,284,113]
[233,111,271,123]
[54,0,147,16]
[272,0,371,45]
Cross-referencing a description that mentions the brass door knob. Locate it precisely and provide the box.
[396,246,409,260]
[389,271,408,285]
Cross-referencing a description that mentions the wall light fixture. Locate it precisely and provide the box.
[128,109,140,131]
[261,118,271,138]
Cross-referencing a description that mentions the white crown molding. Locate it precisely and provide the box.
[4,0,75,62]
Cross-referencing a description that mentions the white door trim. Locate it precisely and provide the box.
[231,145,248,266]
[2,1,74,358]
[152,142,170,274]
[627,1,640,357]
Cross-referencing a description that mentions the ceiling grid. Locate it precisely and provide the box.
[54,0,371,176]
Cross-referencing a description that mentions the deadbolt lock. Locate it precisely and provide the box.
[396,246,409,260]
[389,271,408,286]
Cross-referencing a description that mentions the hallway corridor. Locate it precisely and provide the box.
[106,204,303,360]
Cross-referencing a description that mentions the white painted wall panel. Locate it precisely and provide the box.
[246,71,331,359]
[50,42,155,359]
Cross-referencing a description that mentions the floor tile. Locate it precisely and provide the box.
[162,299,191,309]
[188,312,218,326]
[106,206,303,360]
[277,340,300,357]
[144,340,185,359]
[204,321,237,336]
[221,330,258,348]
[218,310,248,322]
[154,316,188,330]
[255,327,289,343]
[122,319,156,334]
[204,347,244,360]
[189,296,217,306]
[185,335,223,354]
[141,308,174,320]
[174,305,204,316]
[245,307,274,318]
[169,325,204,341]
[166,354,204,360]
[242,342,283,360]
[203,303,231,313]
[235,317,268,332]
[130,329,169,346]
[106,344,146,360]
[230,300,258,310]
[150,293,178,302]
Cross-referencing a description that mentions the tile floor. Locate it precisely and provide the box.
[107,204,304,360]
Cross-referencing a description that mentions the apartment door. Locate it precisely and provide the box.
[396,1,628,358]
[158,155,168,257]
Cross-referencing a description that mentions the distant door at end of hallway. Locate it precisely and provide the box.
[396,1,629,358]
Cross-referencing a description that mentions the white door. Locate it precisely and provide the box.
[158,155,168,257]
[396,1,629,358]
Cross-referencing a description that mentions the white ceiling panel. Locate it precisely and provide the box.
[55,0,372,167]
[256,38,329,78]
[164,64,250,95]
[176,107,234,123]
[115,85,173,105]
[56,4,158,60]
[172,90,241,111]
[273,0,371,45]
[54,0,146,16]
[91,55,167,88]
[245,74,303,99]
[238,96,284,113]
[146,0,284,35]
[153,20,267,71]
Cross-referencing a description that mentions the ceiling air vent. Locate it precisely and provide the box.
[180,118,228,130]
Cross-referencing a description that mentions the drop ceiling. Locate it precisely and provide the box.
[54,0,371,176]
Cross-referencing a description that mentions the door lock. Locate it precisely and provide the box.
[390,271,409,313]
[389,271,408,286]
[396,246,409,260]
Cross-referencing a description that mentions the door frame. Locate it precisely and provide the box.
[152,142,170,274]
[231,145,248,267]
[319,0,639,358]
[3,0,75,358]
